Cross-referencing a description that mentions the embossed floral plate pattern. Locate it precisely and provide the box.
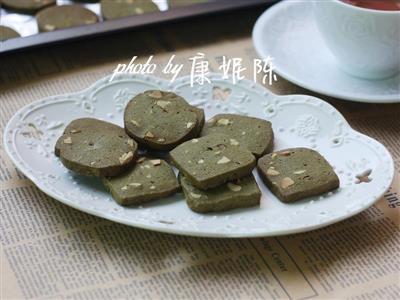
[4,73,395,237]
[252,0,400,103]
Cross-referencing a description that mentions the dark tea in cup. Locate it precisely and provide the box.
[341,0,400,11]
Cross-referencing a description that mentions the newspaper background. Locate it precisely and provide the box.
[1,7,399,299]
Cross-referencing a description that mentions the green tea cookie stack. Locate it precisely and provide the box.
[36,5,99,32]
[103,157,180,206]
[55,118,138,177]
[124,90,204,151]
[171,134,261,213]
[257,148,340,203]
[179,174,261,213]
[201,114,274,157]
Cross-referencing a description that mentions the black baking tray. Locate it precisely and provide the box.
[0,0,279,54]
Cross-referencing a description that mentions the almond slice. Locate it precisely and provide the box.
[144,131,155,138]
[190,192,202,199]
[119,151,133,164]
[127,139,135,147]
[150,159,162,166]
[281,177,294,189]
[63,137,72,144]
[266,167,280,176]
[227,182,242,192]
[230,139,239,146]
[131,120,140,127]
[293,170,306,175]
[137,157,146,163]
[149,90,162,99]
[156,100,171,109]
[217,156,231,164]
[217,118,231,125]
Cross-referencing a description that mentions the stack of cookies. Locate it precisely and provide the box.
[55,90,339,214]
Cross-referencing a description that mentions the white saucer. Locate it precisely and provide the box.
[252,0,400,103]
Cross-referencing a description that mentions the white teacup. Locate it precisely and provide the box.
[313,0,400,80]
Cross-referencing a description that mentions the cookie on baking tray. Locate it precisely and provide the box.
[1,0,56,13]
[36,5,98,32]
[100,0,159,20]
[0,26,20,41]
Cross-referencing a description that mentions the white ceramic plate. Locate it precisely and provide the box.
[4,73,394,237]
[252,0,400,103]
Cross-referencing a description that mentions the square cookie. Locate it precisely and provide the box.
[180,173,261,213]
[201,114,274,157]
[170,134,256,190]
[257,148,340,203]
[103,158,180,206]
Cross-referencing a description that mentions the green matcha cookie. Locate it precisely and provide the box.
[170,134,256,190]
[124,90,204,151]
[55,118,138,177]
[201,114,274,158]
[2,0,55,13]
[0,26,20,41]
[103,157,180,206]
[36,5,99,32]
[257,148,340,203]
[169,0,208,7]
[180,173,261,213]
[101,0,159,20]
